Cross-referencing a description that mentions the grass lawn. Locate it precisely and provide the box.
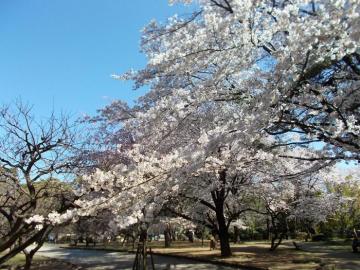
[66,239,360,270]
[0,252,79,270]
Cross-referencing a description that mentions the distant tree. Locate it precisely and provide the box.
[70,210,119,247]
[320,169,360,237]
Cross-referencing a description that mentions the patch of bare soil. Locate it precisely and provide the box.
[0,259,82,270]
[152,241,360,270]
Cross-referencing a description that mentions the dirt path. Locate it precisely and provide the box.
[38,244,239,270]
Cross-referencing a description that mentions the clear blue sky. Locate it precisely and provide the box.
[0,1,195,118]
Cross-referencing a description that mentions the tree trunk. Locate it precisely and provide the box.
[171,228,176,241]
[233,226,241,244]
[22,228,49,270]
[266,218,271,240]
[217,220,231,256]
[211,170,232,257]
[186,230,194,243]
[132,236,136,250]
[0,221,27,253]
[24,252,34,270]
[139,227,148,270]
[164,226,172,248]
[0,226,48,265]
[121,235,127,247]
[202,227,205,247]
[270,233,284,251]
[214,196,231,257]
[85,237,89,247]
[269,213,287,251]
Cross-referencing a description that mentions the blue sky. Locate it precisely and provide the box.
[0,1,195,118]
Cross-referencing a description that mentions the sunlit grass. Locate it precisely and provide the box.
[0,252,56,269]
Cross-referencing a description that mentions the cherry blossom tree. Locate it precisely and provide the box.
[69,209,119,247]
[74,93,327,256]
[318,167,360,237]
[147,217,196,247]
[77,101,135,172]
[258,169,340,250]
[48,0,359,261]
[116,0,359,161]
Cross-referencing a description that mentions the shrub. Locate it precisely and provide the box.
[312,234,328,242]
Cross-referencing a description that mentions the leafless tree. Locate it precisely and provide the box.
[0,101,78,269]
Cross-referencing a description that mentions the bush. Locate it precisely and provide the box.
[317,223,334,238]
[312,234,328,242]
[239,229,253,241]
[238,229,267,241]
[294,232,308,241]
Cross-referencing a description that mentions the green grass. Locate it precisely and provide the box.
[0,252,48,269]
[3,253,26,266]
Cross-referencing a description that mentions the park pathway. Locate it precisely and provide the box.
[38,244,238,270]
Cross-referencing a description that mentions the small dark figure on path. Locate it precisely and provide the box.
[352,229,359,253]
[210,239,216,250]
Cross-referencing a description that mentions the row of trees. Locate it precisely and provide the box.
[67,0,359,258]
